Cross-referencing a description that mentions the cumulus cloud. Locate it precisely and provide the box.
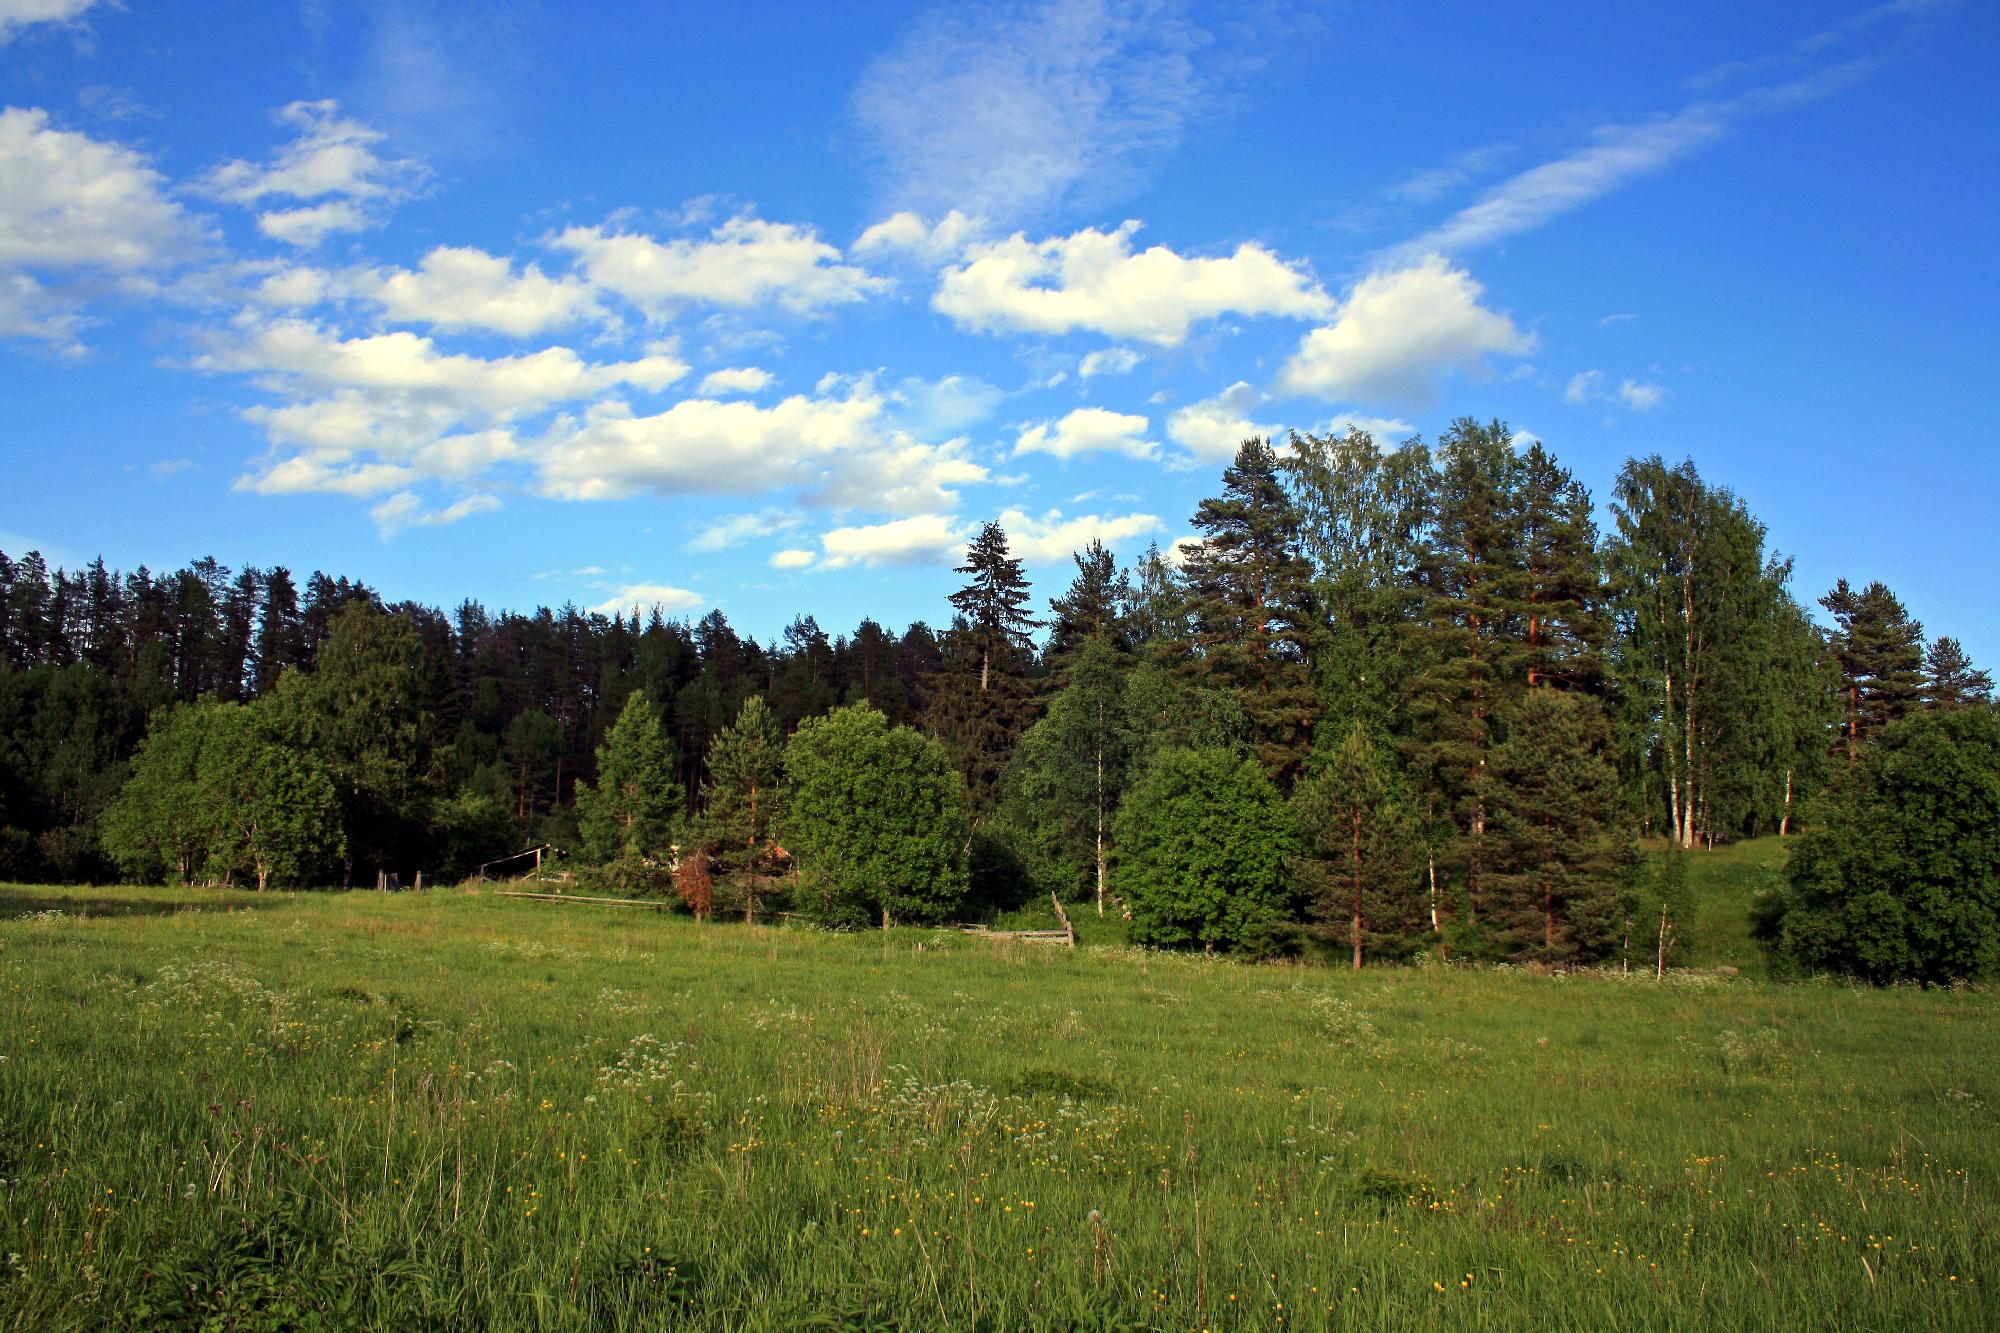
[935,221,1330,346]
[553,215,887,318]
[589,582,705,617]
[536,384,987,514]
[697,366,773,396]
[206,318,685,497]
[851,0,1215,223]
[201,100,427,247]
[1078,346,1141,379]
[348,245,603,336]
[0,107,207,346]
[814,514,968,569]
[1275,255,1533,403]
[1014,406,1156,460]
[852,209,983,262]
[996,506,1162,563]
[1166,381,1276,461]
[769,548,818,570]
[0,0,102,43]
[687,507,798,552]
[1565,369,1603,404]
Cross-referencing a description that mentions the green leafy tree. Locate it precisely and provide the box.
[781,702,968,928]
[999,636,1134,913]
[1292,721,1418,968]
[103,703,228,885]
[1777,707,2000,984]
[573,693,683,867]
[204,703,344,891]
[1112,747,1298,952]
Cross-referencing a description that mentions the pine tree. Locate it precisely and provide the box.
[1822,579,1926,759]
[1485,689,1631,962]
[1180,438,1318,784]
[949,522,1037,693]
[1923,636,1992,711]
[1402,419,1522,908]
[573,692,682,869]
[1513,442,1609,695]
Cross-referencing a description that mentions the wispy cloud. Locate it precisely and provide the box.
[853,0,1226,223]
[1399,51,1892,258]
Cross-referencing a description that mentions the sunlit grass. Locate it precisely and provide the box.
[0,855,1992,1329]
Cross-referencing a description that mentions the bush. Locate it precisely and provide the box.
[1776,707,2000,984]
[1111,747,1298,952]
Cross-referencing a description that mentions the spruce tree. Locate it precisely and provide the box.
[1292,721,1418,968]
[573,692,682,869]
[1822,579,1926,759]
[930,523,1037,812]
[1044,539,1133,675]
[697,694,785,918]
[1180,438,1318,784]
[1513,442,1609,695]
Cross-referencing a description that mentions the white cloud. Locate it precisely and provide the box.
[369,490,501,537]
[201,100,426,247]
[1317,412,1417,443]
[935,221,1330,346]
[589,582,704,617]
[1401,62,1877,258]
[553,215,887,317]
[1599,311,1638,326]
[0,107,202,273]
[769,548,817,570]
[1275,255,1534,403]
[1014,406,1156,460]
[1078,346,1141,379]
[687,508,797,552]
[697,366,773,396]
[1166,381,1276,461]
[887,373,1004,436]
[537,385,987,513]
[0,107,207,347]
[201,317,686,417]
[0,0,101,43]
[250,265,330,308]
[852,0,1211,223]
[1566,368,1666,411]
[996,506,1162,563]
[1619,378,1665,410]
[817,514,968,569]
[349,245,603,336]
[852,209,983,262]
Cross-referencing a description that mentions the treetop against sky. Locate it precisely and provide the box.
[0,0,1993,658]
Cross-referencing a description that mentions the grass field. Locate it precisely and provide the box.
[0,840,1994,1329]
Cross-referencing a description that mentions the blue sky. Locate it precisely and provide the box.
[1,0,1994,660]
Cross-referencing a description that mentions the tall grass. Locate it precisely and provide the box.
[0,863,1992,1329]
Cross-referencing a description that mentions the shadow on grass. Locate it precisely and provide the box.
[0,889,293,921]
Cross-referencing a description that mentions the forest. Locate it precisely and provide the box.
[3,420,1994,980]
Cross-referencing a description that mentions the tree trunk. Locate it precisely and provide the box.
[1779,766,1793,837]
[1350,807,1363,971]
[1428,852,1439,932]
[1095,745,1107,917]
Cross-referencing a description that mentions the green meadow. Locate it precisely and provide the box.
[1,843,1993,1330]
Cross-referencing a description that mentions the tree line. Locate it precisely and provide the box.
[3,420,1993,977]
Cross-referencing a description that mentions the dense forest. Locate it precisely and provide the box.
[3,420,1992,972]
